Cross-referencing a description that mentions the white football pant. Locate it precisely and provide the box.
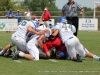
[26,37,39,60]
[10,34,27,52]
[65,36,86,59]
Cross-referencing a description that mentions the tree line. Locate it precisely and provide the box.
[0,0,100,17]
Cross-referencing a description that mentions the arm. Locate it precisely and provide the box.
[48,12,51,20]
[37,11,44,25]
[77,3,84,15]
[38,35,51,58]
[27,26,44,35]
[48,29,59,40]
[62,4,66,16]
[38,35,45,49]
[80,8,84,15]
[30,11,32,15]
[52,29,59,37]
[62,10,65,16]
[24,11,28,15]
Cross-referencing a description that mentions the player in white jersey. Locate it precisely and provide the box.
[52,17,86,62]
[52,17,100,61]
[13,23,51,60]
[0,18,44,57]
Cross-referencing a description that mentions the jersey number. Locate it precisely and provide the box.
[62,24,72,31]
[21,21,27,26]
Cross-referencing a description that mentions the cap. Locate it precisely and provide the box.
[26,8,29,10]
[44,8,47,10]
[17,10,19,11]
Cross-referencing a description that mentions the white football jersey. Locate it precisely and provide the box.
[54,23,76,43]
[14,20,35,40]
[29,24,51,44]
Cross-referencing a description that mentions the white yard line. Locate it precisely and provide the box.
[14,60,22,63]
[49,59,58,62]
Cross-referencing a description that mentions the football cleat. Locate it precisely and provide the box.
[4,49,12,57]
[76,54,82,62]
[0,51,4,56]
[0,47,5,56]
[12,48,19,60]
[99,58,100,61]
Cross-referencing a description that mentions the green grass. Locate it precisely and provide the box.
[0,31,100,75]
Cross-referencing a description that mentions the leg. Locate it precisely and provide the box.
[25,39,39,60]
[12,36,27,52]
[70,36,86,57]
[65,36,83,62]
[38,48,46,58]
[17,44,39,60]
[84,47,100,60]
[0,44,11,55]
[0,34,17,55]
[12,50,34,60]
[65,41,77,60]
[26,45,39,60]
[75,43,86,57]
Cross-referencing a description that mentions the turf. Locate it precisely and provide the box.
[0,31,100,75]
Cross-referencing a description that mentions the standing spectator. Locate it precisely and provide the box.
[42,7,51,28]
[6,9,15,19]
[15,10,22,24]
[62,0,84,36]
[24,8,32,21]
[5,9,15,33]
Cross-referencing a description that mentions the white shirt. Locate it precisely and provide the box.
[54,23,76,43]
[25,11,31,20]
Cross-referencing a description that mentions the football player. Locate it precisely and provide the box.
[51,17,86,62]
[52,17,100,61]
[15,24,51,60]
[0,17,44,57]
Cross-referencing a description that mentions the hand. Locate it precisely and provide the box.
[80,8,84,15]
[38,30,45,35]
[80,11,84,15]
[56,51,61,59]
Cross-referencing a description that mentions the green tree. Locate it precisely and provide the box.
[96,6,100,16]
[84,7,93,17]
[22,0,59,21]
[0,0,15,11]
[0,0,16,16]
[22,0,58,11]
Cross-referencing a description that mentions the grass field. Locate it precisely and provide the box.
[0,31,100,75]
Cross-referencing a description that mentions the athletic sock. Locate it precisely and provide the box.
[93,55,100,60]
[84,48,89,53]
[19,51,24,57]
[0,50,5,55]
